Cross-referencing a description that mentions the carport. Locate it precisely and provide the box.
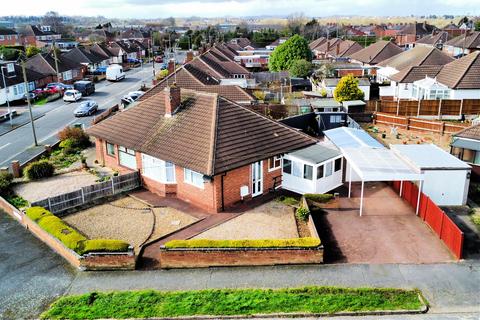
[342,147,424,216]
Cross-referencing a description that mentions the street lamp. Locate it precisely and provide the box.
[0,64,13,127]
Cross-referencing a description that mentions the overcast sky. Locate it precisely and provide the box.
[2,0,480,19]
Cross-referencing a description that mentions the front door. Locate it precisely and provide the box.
[252,161,263,197]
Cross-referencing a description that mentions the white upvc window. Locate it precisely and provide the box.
[141,153,176,183]
[184,168,204,188]
[118,146,137,169]
[62,70,72,80]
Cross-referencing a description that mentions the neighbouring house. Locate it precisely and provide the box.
[443,31,480,57]
[451,124,480,177]
[19,25,61,47]
[348,40,403,76]
[411,51,480,100]
[442,22,464,38]
[56,39,79,52]
[266,38,288,50]
[415,31,451,49]
[63,47,110,72]
[229,38,254,50]
[376,46,454,99]
[391,144,470,206]
[107,41,139,64]
[89,43,117,64]
[394,22,437,48]
[310,38,342,59]
[87,87,316,213]
[0,62,50,105]
[77,29,116,43]
[0,28,20,46]
[318,78,371,100]
[25,53,86,84]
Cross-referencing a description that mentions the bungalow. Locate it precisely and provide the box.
[394,22,437,48]
[63,47,110,72]
[443,31,480,57]
[451,124,480,177]
[348,40,403,77]
[0,28,20,46]
[0,62,49,105]
[89,43,117,64]
[411,51,480,100]
[87,87,316,213]
[25,53,86,84]
[107,41,138,64]
[376,46,454,99]
[415,31,451,49]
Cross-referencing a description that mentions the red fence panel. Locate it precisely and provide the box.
[392,181,400,193]
[424,198,444,237]
[409,183,419,212]
[440,217,464,259]
[403,181,412,204]
[418,194,429,220]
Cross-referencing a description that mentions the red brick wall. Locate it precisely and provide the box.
[338,69,364,77]
[159,247,323,268]
[80,252,136,270]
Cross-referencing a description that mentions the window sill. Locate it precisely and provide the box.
[184,180,205,189]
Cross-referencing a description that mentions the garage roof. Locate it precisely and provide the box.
[391,144,471,170]
[324,127,385,149]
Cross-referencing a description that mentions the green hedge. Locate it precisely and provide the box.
[304,193,334,203]
[77,239,130,255]
[26,206,53,222]
[37,216,87,251]
[165,237,321,249]
[24,160,55,180]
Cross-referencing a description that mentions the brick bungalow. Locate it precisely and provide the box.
[87,87,316,213]
[25,53,86,84]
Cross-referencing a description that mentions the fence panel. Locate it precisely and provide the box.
[418,193,429,220]
[112,172,141,193]
[441,100,461,115]
[440,217,464,259]
[392,181,401,193]
[48,190,84,213]
[408,182,419,211]
[424,198,444,237]
[82,180,114,203]
[402,181,412,204]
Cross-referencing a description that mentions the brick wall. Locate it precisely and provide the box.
[80,252,136,270]
[159,247,323,268]
[338,69,364,77]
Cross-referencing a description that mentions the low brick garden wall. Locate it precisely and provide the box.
[0,196,135,271]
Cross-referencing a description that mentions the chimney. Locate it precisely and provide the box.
[185,50,194,63]
[336,42,340,56]
[326,40,331,53]
[167,59,175,74]
[164,85,181,118]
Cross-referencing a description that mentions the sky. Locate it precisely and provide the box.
[2,0,480,19]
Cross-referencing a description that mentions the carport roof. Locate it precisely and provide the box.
[343,147,424,181]
[324,127,385,149]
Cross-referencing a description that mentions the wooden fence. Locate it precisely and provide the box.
[366,99,480,117]
[374,112,469,135]
[31,171,141,214]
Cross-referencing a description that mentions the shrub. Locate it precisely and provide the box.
[57,127,90,149]
[288,59,313,78]
[24,160,55,180]
[59,138,76,154]
[296,206,310,221]
[26,206,54,222]
[6,195,29,209]
[37,215,87,252]
[253,90,266,101]
[0,171,13,194]
[304,193,334,203]
[277,195,299,206]
[165,237,321,249]
[77,239,130,255]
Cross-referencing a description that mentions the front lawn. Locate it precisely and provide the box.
[41,287,425,319]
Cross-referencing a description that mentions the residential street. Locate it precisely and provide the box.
[0,64,156,167]
[0,212,479,320]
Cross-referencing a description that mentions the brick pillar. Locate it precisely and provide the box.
[167,59,175,74]
[186,50,194,63]
[11,161,21,178]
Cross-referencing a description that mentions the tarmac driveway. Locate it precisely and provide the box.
[313,182,454,264]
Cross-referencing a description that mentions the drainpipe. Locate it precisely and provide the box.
[220,172,227,212]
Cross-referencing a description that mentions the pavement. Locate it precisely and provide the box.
[1,210,480,319]
[0,64,157,168]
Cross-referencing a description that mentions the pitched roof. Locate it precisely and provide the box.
[416,31,450,46]
[0,63,46,89]
[454,124,480,140]
[25,53,83,76]
[194,51,250,78]
[87,89,316,175]
[436,51,480,89]
[230,38,251,49]
[309,37,327,50]
[139,63,253,103]
[444,31,480,49]
[349,40,403,65]
[62,47,107,64]
[89,43,116,58]
[0,28,17,36]
[327,40,363,58]
[378,46,453,70]
[390,65,443,83]
[398,22,437,36]
[311,38,342,54]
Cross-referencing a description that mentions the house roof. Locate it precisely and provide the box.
[436,51,480,89]
[87,88,316,176]
[378,46,453,70]
[0,28,17,36]
[326,40,363,58]
[230,38,251,49]
[416,31,450,46]
[288,144,341,164]
[444,31,480,49]
[139,62,253,103]
[89,43,116,58]
[25,53,83,76]
[0,63,46,89]
[312,38,342,54]
[397,22,437,36]
[454,123,480,140]
[390,65,443,83]
[192,50,251,79]
[309,37,327,50]
[348,40,403,65]
[62,47,107,65]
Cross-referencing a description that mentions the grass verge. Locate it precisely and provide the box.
[41,287,425,319]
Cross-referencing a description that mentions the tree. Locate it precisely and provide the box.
[26,46,41,58]
[288,59,312,78]
[475,20,480,32]
[333,74,365,102]
[42,11,63,33]
[268,35,312,72]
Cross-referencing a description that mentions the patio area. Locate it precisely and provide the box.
[311,182,454,264]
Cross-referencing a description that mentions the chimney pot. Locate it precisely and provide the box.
[164,85,181,117]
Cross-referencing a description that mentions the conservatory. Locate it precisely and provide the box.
[412,77,451,100]
[282,144,344,195]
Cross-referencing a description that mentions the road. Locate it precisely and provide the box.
[0,64,156,167]
[1,212,479,320]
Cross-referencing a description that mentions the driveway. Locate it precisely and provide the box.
[312,182,454,264]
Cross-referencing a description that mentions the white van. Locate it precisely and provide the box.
[106,65,125,81]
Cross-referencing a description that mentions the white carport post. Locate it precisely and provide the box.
[348,163,353,198]
[415,180,423,216]
[359,180,365,216]
[399,180,404,197]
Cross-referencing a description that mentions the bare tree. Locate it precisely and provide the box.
[42,11,63,32]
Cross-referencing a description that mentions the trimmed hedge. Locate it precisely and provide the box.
[304,193,334,203]
[24,160,55,180]
[26,206,53,222]
[165,237,321,249]
[37,216,87,251]
[77,239,130,255]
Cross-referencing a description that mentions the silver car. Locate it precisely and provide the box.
[74,100,98,117]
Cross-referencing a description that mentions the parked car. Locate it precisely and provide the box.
[121,91,145,107]
[74,100,98,117]
[92,66,108,74]
[154,56,163,63]
[23,91,38,102]
[127,58,141,64]
[159,62,167,70]
[63,90,82,102]
[106,65,125,81]
[46,82,73,91]
[74,80,95,96]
